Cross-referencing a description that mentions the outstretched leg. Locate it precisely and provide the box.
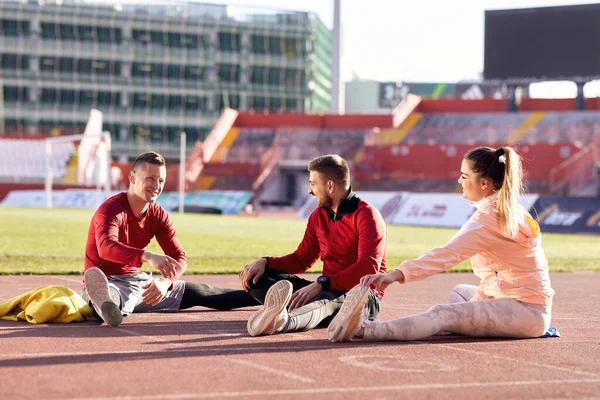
[179,281,260,310]
[329,285,551,342]
[362,298,550,341]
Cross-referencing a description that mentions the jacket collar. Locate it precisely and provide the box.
[326,187,360,220]
[472,192,499,212]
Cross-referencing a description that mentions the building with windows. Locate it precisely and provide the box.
[0,0,332,159]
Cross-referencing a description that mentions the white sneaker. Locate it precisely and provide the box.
[247,280,293,336]
[327,284,370,342]
[84,267,123,328]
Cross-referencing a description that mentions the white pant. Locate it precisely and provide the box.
[363,284,551,341]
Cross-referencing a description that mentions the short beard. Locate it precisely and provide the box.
[317,194,334,209]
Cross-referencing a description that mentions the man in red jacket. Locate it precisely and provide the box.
[83,151,257,327]
[240,154,387,336]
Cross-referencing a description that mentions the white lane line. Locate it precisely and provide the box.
[553,317,600,322]
[339,355,458,373]
[56,377,600,400]
[416,341,599,378]
[231,359,314,383]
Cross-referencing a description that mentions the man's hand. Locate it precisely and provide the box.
[141,278,172,306]
[360,271,402,294]
[239,258,267,291]
[288,282,321,310]
[143,251,181,280]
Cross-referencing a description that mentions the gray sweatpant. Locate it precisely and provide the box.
[81,272,185,315]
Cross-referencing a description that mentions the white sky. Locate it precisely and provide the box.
[94,0,600,97]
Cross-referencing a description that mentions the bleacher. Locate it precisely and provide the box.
[518,111,600,147]
[225,128,275,162]
[357,179,459,193]
[0,138,75,183]
[275,127,368,161]
[356,110,600,195]
[402,113,531,145]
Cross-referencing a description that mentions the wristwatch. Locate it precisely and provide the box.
[316,276,331,291]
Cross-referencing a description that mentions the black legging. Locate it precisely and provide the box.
[179,281,259,310]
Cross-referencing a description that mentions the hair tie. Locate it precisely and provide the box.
[495,148,505,157]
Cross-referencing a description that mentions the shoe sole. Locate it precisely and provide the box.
[84,267,123,328]
[327,285,370,342]
[247,280,293,336]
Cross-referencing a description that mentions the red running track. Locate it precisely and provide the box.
[0,272,599,400]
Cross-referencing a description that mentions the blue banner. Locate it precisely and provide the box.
[530,196,600,234]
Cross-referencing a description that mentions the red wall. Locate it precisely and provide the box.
[360,143,580,182]
[234,113,394,129]
[417,99,508,113]
[519,98,576,111]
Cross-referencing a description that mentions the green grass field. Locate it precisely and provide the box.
[0,206,598,275]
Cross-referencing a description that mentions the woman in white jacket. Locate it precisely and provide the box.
[328,146,554,342]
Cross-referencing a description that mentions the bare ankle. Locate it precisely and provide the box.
[355,326,365,338]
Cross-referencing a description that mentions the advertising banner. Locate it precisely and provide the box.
[2,190,253,215]
[390,193,539,228]
[530,196,600,234]
[297,191,407,222]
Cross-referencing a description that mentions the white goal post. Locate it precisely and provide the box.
[44,131,112,209]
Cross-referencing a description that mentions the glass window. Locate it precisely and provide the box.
[78,25,95,41]
[251,35,267,54]
[41,23,57,39]
[184,96,199,111]
[3,86,28,103]
[285,98,298,109]
[151,94,165,109]
[167,32,182,47]
[60,90,75,105]
[218,32,240,52]
[184,66,204,81]
[150,30,164,45]
[80,90,95,107]
[132,63,153,77]
[182,34,199,49]
[40,57,57,72]
[114,28,123,44]
[168,95,182,110]
[167,64,183,79]
[77,59,92,74]
[283,37,300,57]
[251,96,266,110]
[217,64,239,82]
[133,93,151,108]
[97,92,120,106]
[1,19,29,36]
[59,24,75,40]
[132,29,151,44]
[59,57,74,73]
[41,89,57,103]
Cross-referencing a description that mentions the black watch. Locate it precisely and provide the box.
[316,276,331,291]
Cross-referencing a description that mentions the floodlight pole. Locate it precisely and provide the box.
[178,131,186,214]
[45,140,53,208]
[330,0,343,114]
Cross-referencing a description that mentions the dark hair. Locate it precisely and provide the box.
[131,151,166,172]
[308,154,350,188]
[464,146,524,236]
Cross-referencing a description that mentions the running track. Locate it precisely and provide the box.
[1,272,599,400]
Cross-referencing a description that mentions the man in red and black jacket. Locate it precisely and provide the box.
[240,154,387,336]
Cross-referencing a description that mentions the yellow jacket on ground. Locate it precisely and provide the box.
[0,285,92,323]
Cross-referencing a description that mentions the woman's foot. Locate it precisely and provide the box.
[327,284,370,342]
